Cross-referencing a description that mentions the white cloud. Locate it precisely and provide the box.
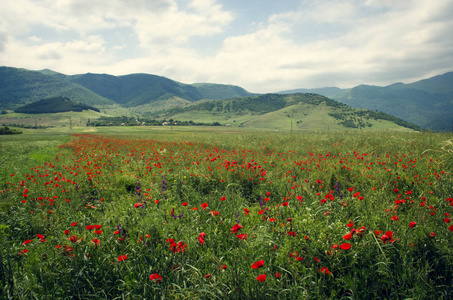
[0,0,452,92]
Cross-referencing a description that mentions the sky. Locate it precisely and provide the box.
[1,0,453,93]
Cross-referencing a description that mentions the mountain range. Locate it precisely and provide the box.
[279,72,453,131]
[0,66,452,131]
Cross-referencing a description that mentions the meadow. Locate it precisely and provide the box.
[1,127,453,299]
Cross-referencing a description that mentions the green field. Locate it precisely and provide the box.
[1,127,452,299]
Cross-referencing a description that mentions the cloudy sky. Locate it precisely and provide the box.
[1,0,452,93]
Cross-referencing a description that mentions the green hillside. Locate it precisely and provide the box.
[0,67,114,109]
[279,72,453,132]
[14,96,100,114]
[157,93,421,131]
[69,73,254,107]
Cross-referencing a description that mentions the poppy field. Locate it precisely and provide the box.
[1,130,453,299]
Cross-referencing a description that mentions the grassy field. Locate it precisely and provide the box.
[1,127,452,299]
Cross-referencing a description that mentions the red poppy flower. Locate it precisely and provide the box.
[391,216,399,221]
[91,239,100,245]
[231,223,243,233]
[343,233,352,240]
[118,254,128,262]
[150,273,162,283]
[64,230,70,235]
[275,272,281,278]
[236,233,248,240]
[296,195,303,202]
[319,267,331,275]
[204,273,211,278]
[201,203,208,210]
[287,231,296,237]
[314,257,321,263]
[251,260,264,269]
[134,203,143,208]
[221,196,226,201]
[409,221,417,228]
[243,208,250,215]
[381,231,395,243]
[340,243,351,250]
[70,222,77,226]
[198,232,206,246]
[346,222,354,228]
[448,224,453,232]
[86,225,95,230]
[219,264,227,270]
[68,235,77,243]
[182,202,188,206]
[256,274,266,282]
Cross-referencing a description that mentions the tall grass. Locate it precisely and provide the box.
[1,130,452,299]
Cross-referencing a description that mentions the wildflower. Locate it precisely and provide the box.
[204,273,211,278]
[340,243,351,250]
[251,260,264,269]
[236,233,248,240]
[201,203,208,210]
[343,233,352,240]
[70,222,77,226]
[221,196,226,201]
[409,221,417,228]
[150,273,162,283]
[182,202,188,206]
[118,254,128,261]
[134,203,143,208]
[381,231,395,243]
[219,264,227,270]
[391,216,399,221]
[231,223,243,233]
[254,274,266,283]
[314,257,321,263]
[91,239,100,246]
[319,267,331,275]
[64,230,70,235]
[287,231,296,237]
[275,272,281,278]
[198,232,206,246]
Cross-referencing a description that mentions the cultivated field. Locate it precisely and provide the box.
[1,127,452,299]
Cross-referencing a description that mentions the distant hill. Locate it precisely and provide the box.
[0,67,254,110]
[156,93,421,131]
[0,67,114,109]
[68,73,254,106]
[1,66,451,131]
[15,96,100,114]
[278,72,453,131]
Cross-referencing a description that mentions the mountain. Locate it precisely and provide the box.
[68,73,253,106]
[0,67,114,109]
[0,67,254,110]
[155,93,421,131]
[14,96,100,114]
[278,72,453,131]
[278,87,346,98]
[1,66,451,131]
